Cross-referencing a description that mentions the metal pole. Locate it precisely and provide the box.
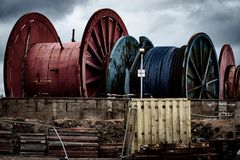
[58,36,64,50]
[139,48,145,99]
[71,29,76,42]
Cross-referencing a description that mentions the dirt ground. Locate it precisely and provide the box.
[1,117,240,143]
[192,118,240,140]
[0,118,125,144]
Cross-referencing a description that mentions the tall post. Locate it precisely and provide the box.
[139,48,145,99]
[71,29,76,42]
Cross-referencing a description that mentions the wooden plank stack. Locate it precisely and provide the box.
[47,128,99,158]
[99,143,123,157]
[0,130,14,154]
[19,133,46,155]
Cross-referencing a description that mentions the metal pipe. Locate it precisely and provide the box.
[191,113,233,118]
[58,36,64,49]
[71,29,76,42]
[139,48,145,99]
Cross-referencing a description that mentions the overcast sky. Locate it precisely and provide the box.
[0,0,240,96]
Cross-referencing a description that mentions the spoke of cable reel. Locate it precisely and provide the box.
[86,75,102,84]
[80,9,128,97]
[88,43,103,64]
[189,56,202,82]
[203,48,212,82]
[188,85,202,93]
[86,60,102,71]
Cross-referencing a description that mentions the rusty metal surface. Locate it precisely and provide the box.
[235,65,240,100]
[224,65,236,99]
[185,33,219,99]
[24,42,81,97]
[80,8,128,97]
[19,133,46,155]
[4,12,59,97]
[106,36,139,95]
[219,44,236,100]
[4,9,129,98]
[132,142,215,159]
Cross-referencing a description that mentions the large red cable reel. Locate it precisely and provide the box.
[219,44,236,99]
[4,9,128,97]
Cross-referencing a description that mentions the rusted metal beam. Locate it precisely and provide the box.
[19,133,47,155]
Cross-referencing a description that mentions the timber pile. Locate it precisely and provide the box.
[47,128,99,158]
[99,143,122,157]
[0,130,14,154]
[18,133,46,155]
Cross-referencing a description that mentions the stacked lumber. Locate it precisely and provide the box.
[48,128,99,158]
[19,133,46,155]
[99,143,122,157]
[0,130,14,154]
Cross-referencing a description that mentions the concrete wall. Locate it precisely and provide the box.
[1,98,240,121]
[191,99,239,119]
[0,98,127,121]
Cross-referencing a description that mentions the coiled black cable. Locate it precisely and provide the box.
[130,46,186,98]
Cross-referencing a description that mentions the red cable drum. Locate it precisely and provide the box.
[24,42,81,97]
[80,9,128,97]
[224,65,236,99]
[219,44,235,99]
[234,65,240,100]
[4,9,128,97]
[4,13,59,97]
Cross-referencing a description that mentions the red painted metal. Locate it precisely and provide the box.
[224,65,236,99]
[4,13,59,97]
[80,8,128,97]
[4,9,128,97]
[24,42,81,96]
[219,44,235,99]
[234,65,240,100]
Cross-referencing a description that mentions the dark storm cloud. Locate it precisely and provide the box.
[142,0,240,61]
[0,0,90,63]
[188,0,240,45]
[148,0,240,44]
[0,0,88,21]
[0,45,4,62]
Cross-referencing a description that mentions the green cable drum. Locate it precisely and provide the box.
[184,33,219,99]
[106,36,139,95]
